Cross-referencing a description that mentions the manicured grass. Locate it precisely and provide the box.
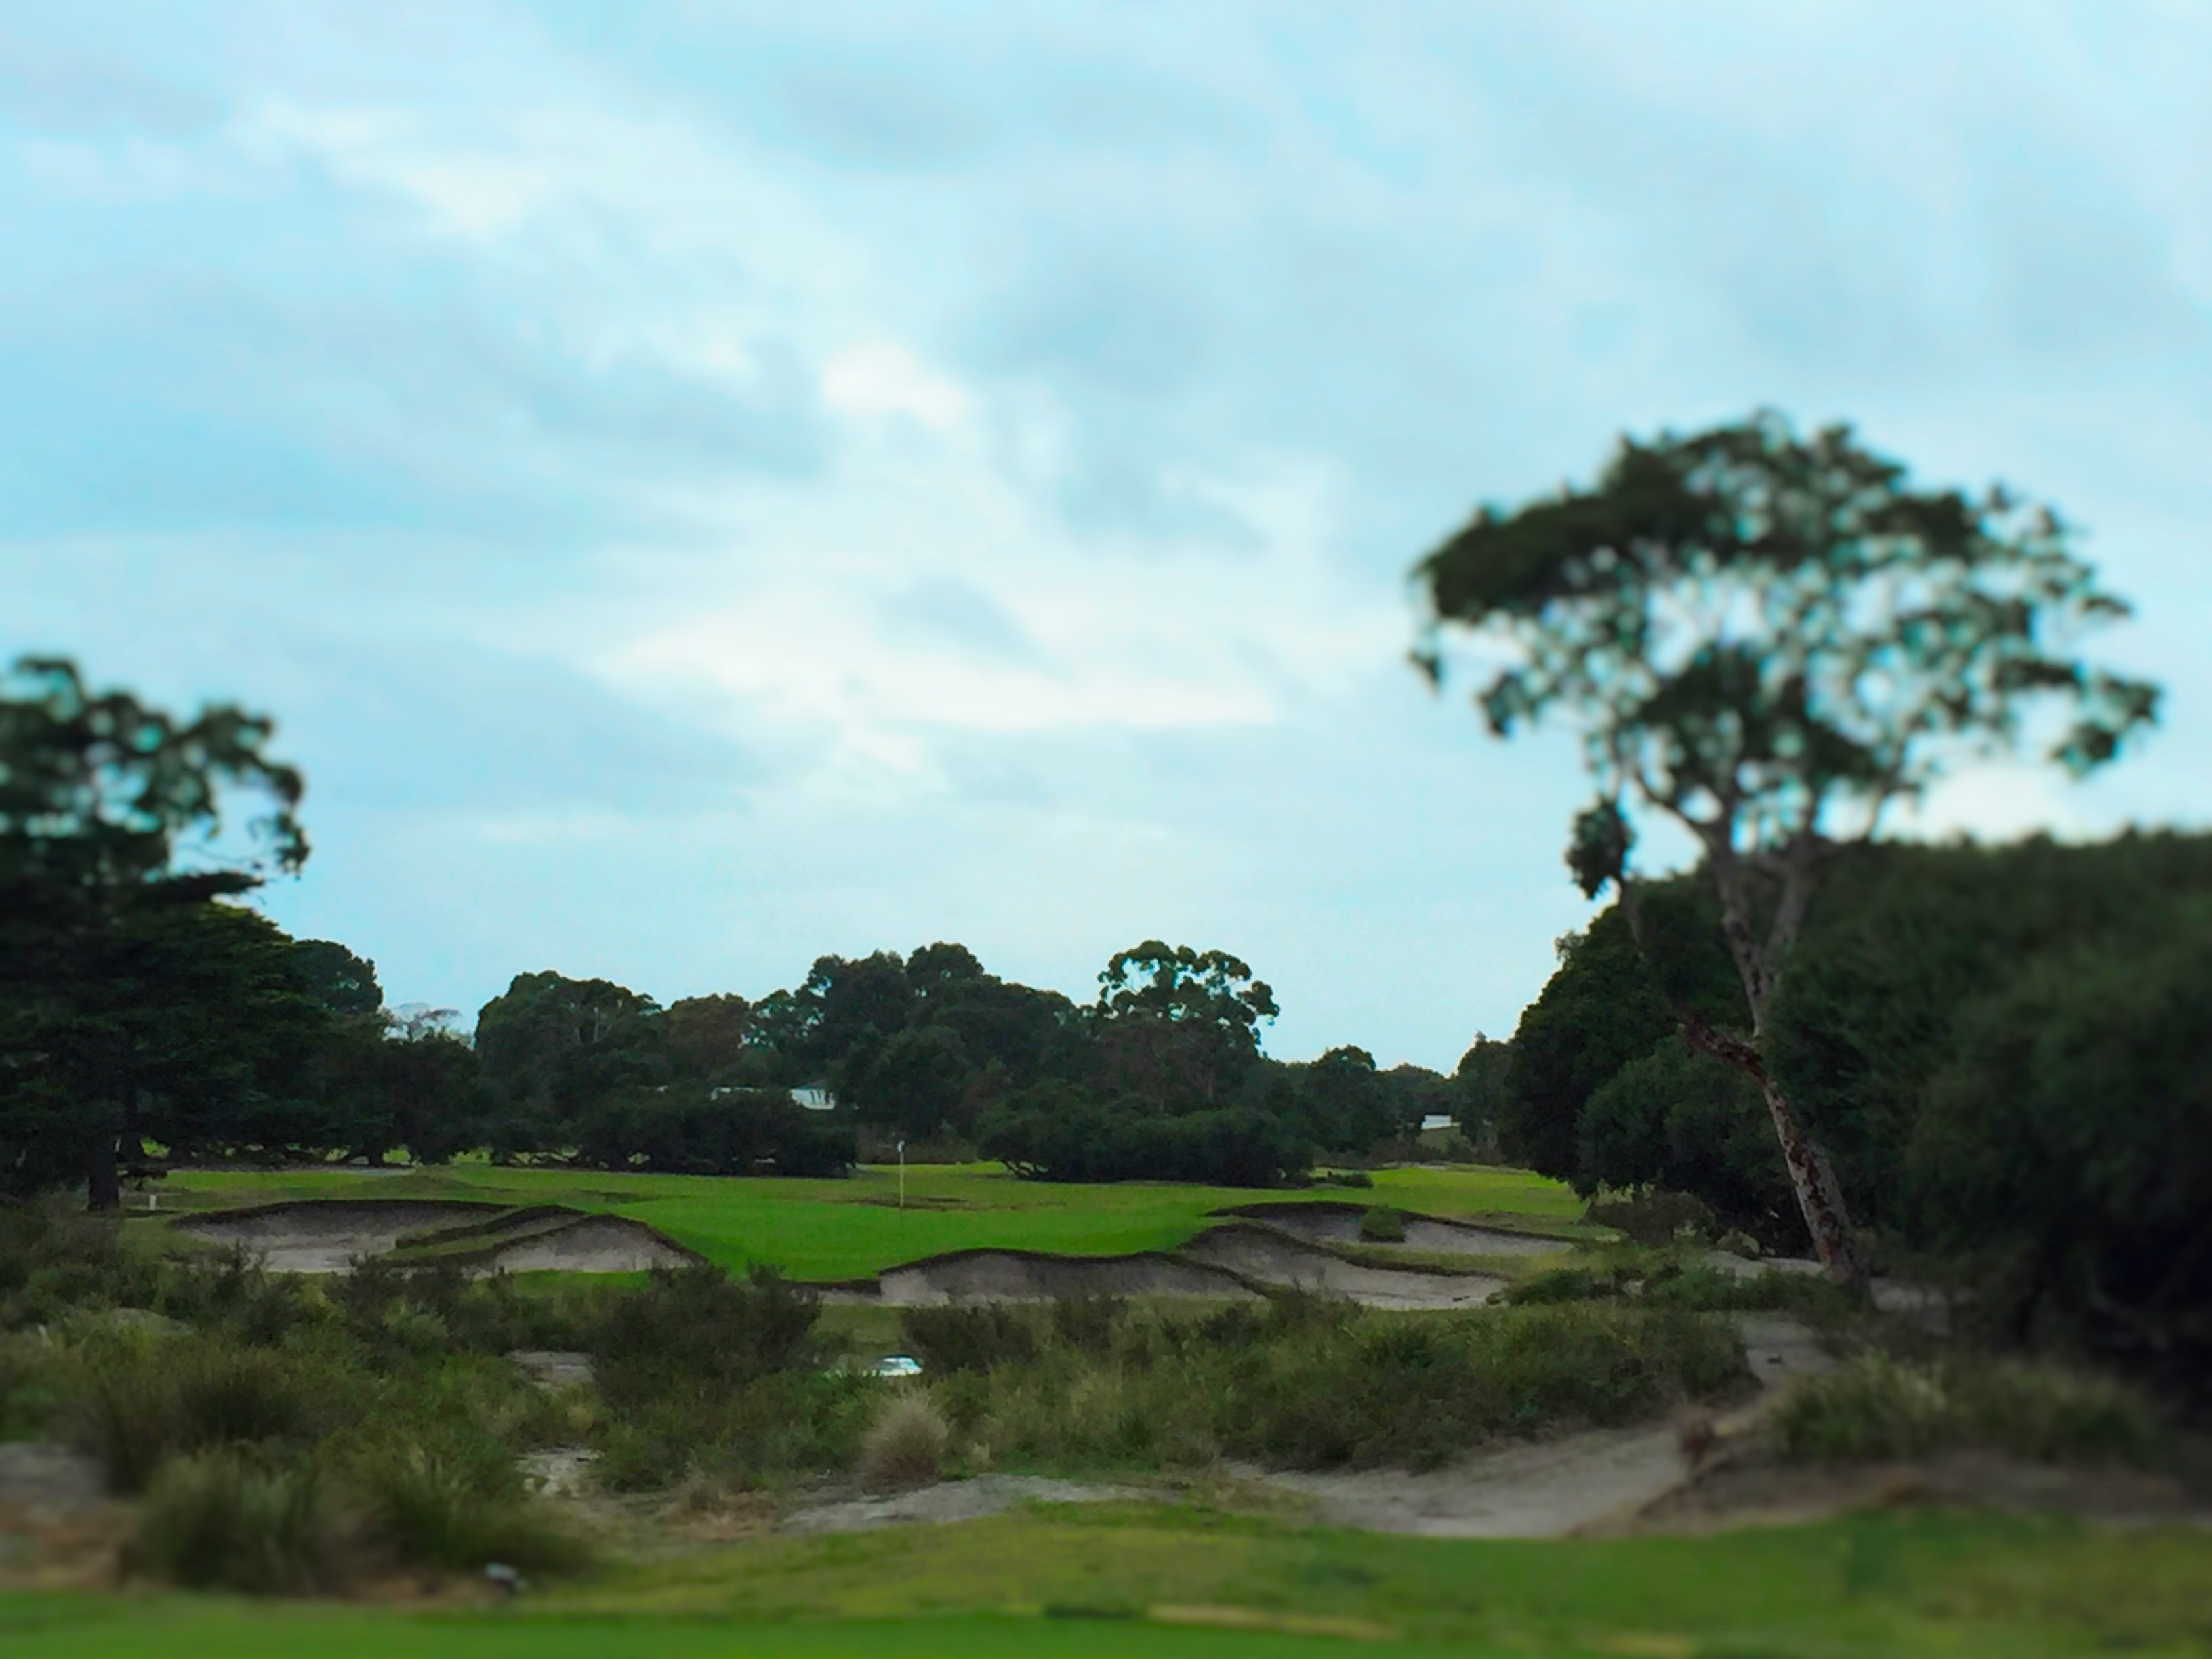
[158,1163,1585,1282]
[8,1507,2210,1656]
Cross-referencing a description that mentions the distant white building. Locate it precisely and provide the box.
[1419,1113,1455,1132]
[791,1086,836,1113]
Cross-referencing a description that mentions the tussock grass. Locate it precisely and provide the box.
[127,1450,334,1593]
[861,1391,949,1492]
[959,1296,1748,1473]
[354,1441,591,1574]
[68,1337,333,1493]
[1774,1352,2162,1466]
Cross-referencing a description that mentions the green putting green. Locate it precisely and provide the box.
[159,1162,1587,1282]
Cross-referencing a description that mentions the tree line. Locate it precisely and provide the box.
[0,657,1461,1195]
[1458,828,2211,1378]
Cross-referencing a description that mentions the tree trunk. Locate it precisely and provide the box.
[85,1130,121,1212]
[1629,855,1872,1294]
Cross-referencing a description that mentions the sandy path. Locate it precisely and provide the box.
[1237,1313,1835,1538]
[781,1474,1145,1534]
[480,1215,692,1273]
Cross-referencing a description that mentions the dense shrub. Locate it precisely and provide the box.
[1586,1190,1720,1249]
[899,1304,1040,1374]
[979,1086,1311,1186]
[1774,1353,2162,1466]
[590,1265,819,1411]
[1358,1206,1406,1243]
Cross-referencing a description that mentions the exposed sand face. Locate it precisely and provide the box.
[173,1203,693,1275]
[1181,1227,1505,1309]
[479,1215,691,1273]
[172,1202,496,1273]
[861,1250,1261,1306]
[1233,1204,1576,1258]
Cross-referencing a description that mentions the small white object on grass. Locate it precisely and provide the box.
[871,1355,923,1378]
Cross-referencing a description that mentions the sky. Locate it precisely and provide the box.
[5,1,2208,1069]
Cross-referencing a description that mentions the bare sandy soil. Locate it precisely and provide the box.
[479,1215,691,1273]
[173,1202,692,1275]
[849,1250,1259,1306]
[1181,1226,1505,1309]
[173,1201,498,1272]
[780,1473,1147,1534]
[1228,1203,1576,1258]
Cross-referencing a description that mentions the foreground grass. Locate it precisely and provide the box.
[8,1508,2211,1656]
[159,1163,1586,1281]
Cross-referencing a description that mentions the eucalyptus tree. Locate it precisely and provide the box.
[1414,411,2157,1284]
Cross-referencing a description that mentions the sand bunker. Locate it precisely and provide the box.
[173,1202,695,1275]
[1224,1202,1576,1258]
[478,1214,692,1273]
[857,1249,1258,1306]
[1182,1225,1504,1309]
[173,1201,499,1273]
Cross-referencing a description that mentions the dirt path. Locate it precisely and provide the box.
[780,1474,1146,1534]
[1229,1313,1834,1539]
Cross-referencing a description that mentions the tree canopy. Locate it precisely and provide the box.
[1414,410,2158,1284]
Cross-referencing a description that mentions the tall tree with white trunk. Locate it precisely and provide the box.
[1414,411,2158,1288]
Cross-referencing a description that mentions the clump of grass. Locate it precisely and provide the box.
[352,1441,591,1574]
[1358,1206,1406,1244]
[1504,1265,1637,1305]
[69,1338,329,1493]
[591,1371,872,1492]
[1774,1352,2162,1466]
[970,1300,1746,1474]
[126,1450,333,1593]
[861,1391,949,1492]
[1587,1190,1717,1247]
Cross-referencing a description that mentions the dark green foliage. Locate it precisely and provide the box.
[1899,895,2212,1373]
[569,1084,855,1176]
[1585,1189,1720,1249]
[286,939,382,1016]
[589,1265,820,1412]
[979,1085,1310,1186]
[1579,1053,1801,1250]
[1359,1206,1406,1243]
[899,1303,1040,1374]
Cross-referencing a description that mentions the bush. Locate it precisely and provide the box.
[1586,1190,1720,1249]
[1048,1294,1122,1358]
[1321,1170,1374,1190]
[127,1450,332,1593]
[900,1304,1039,1374]
[1358,1206,1406,1244]
[592,1371,872,1492]
[861,1392,948,1492]
[1773,1353,2162,1467]
[591,1265,819,1412]
[354,1441,590,1574]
